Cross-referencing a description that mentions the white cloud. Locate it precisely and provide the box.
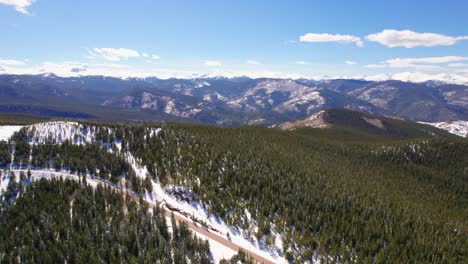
[151,54,160,60]
[0,59,25,65]
[300,33,363,47]
[365,64,386,68]
[296,61,309,65]
[345,60,357,65]
[142,53,149,57]
[366,29,468,48]
[367,56,468,71]
[2,60,468,84]
[363,71,468,85]
[246,60,260,65]
[448,63,468,67]
[89,48,140,61]
[204,60,222,67]
[386,56,468,68]
[95,63,129,68]
[0,0,33,14]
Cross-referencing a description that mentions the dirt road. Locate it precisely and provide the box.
[12,169,275,264]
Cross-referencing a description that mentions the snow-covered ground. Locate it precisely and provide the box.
[0,121,288,263]
[0,169,97,193]
[196,232,238,263]
[0,125,23,141]
[420,120,468,138]
[141,167,287,263]
[28,121,97,144]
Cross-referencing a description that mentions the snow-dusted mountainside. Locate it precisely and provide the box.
[419,120,468,138]
[228,79,324,111]
[102,90,205,118]
[0,74,467,124]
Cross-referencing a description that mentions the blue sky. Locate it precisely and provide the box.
[1,0,468,80]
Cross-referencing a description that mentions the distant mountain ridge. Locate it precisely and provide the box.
[0,74,466,124]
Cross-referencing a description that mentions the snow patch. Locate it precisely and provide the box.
[27,122,97,144]
[420,120,468,138]
[0,126,23,141]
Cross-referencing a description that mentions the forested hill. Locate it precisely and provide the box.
[0,117,467,263]
[278,108,460,140]
[1,179,214,263]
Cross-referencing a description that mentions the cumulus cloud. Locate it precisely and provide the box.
[204,60,222,67]
[366,29,468,48]
[300,33,363,47]
[296,61,309,65]
[89,48,140,61]
[246,60,260,65]
[0,59,25,65]
[151,54,160,60]
[0,0,33,14]
[345,60,357,65]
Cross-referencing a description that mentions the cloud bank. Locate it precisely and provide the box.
[0,59,26,65]
[367,56,468,70]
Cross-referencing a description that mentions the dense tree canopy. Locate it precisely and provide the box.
[0,179,212,263]
[0,120,466,263]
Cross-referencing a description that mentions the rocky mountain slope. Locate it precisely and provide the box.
[0,74,466,124]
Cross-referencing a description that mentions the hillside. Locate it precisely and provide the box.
[278,109,459,140]
[0,115,466,263]
[0,179,215,263]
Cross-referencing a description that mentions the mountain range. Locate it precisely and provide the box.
[0,74,466,124]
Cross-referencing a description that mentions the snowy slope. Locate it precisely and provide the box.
[0,126,23,141]
[419,121,468,138]
[1,121,288,263]
[0,169,97,193]
[28,121,97,144]
[136,155,287,263]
